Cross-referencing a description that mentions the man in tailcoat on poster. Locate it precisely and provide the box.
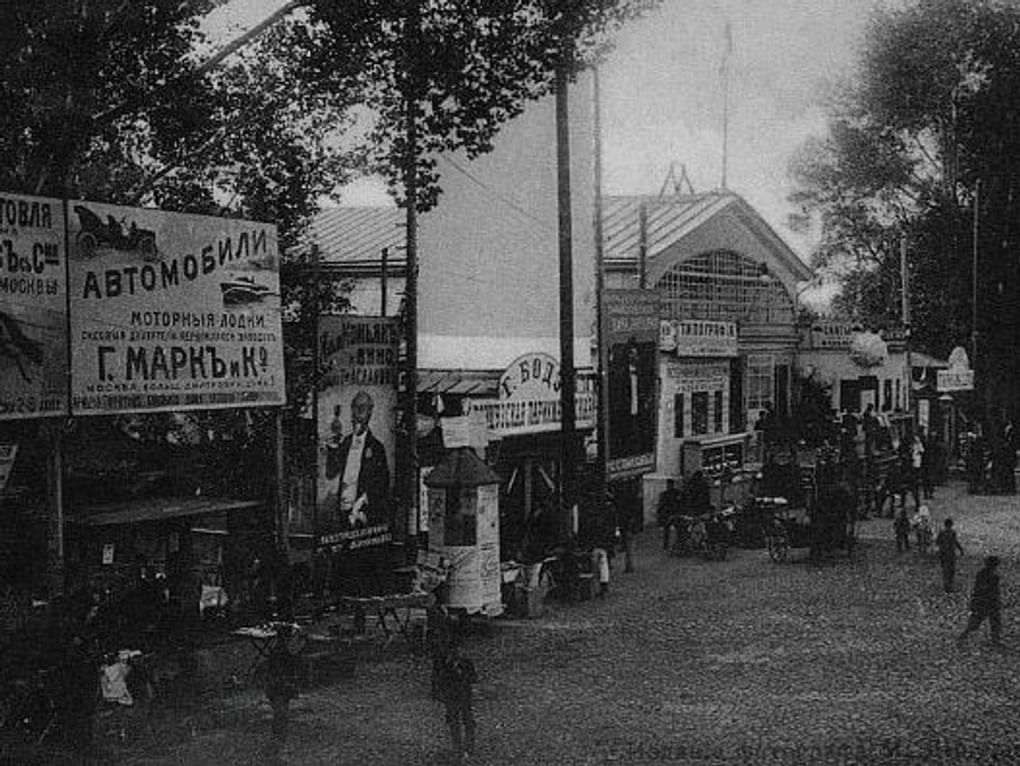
[325,389,391,529]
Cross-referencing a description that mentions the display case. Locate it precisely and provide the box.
[681,433,749,479]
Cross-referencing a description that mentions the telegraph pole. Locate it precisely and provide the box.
[556,53,576,541]
[401,1,420,545]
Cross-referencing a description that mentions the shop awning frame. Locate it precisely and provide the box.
[79,497,261,527]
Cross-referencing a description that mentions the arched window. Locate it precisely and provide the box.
[655,250,794,327]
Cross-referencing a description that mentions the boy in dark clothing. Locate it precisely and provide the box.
[935,518,965,593]
[260,623,300,755]
[435,643,477,765]
[657,480,681,551]
[959,556,1003,646]
[893,508,910,553]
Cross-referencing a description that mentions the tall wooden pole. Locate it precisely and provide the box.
[972,180,980,371]
[593,68,607,483]
[402,2,420,546]
[901,236,912,419]
[380,246,389,317]
[556,56,576,542]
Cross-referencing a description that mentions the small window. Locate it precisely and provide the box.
[674,393,684,438]
[713,390,724,433]
[692,392,709,436]
[894,379,901,410]
[883,379,892,411]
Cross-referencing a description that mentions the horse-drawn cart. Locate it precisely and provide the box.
[754,459,857,563]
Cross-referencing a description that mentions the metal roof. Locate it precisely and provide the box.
[603,191,811,282]
[603,192,732,264]
[419,369,499,397]
[309,207,405,266]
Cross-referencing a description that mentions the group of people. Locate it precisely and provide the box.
[962,416,1019,495]
[254,584,480,765]
[892,510,1004,647]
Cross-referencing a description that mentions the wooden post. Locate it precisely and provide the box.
[402,2,420,547]
[555,55,576,542]
[380,246,389,317]
[46,422,65,597]
[275,408,288,557]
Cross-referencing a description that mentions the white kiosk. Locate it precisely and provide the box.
[425,447,503,616]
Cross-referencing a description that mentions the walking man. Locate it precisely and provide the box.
[935,518,964,593]
[894,507,910,553]
[435,639,478,765]
[958,556,1003,647]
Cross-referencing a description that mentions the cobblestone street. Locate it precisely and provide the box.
[101,480,1020,766]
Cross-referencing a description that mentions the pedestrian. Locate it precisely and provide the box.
[894,507,911,553]
[920,428,937,498]
[958,555,1003,647]
[935,518,964,593]
[657,479,681,551]
[435,638,477,765]
[259,623,300,759]
[427,584,453,697]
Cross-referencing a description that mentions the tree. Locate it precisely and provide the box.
[300,0,657,210]
[788,0,1020,416]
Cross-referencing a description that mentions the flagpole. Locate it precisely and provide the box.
[721,21,732,190]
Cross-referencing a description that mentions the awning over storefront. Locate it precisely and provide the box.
[80,497,261,527]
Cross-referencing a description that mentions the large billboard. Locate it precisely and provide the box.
[316,316,399,552]
[603,290,659,480]
[67,201,284,414]
[0,194,68,419]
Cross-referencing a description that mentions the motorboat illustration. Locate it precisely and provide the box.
[220,274,273,305]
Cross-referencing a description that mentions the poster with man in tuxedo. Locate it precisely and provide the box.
[324,389,391,529]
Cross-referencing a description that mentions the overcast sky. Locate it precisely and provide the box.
[205,0,881,262]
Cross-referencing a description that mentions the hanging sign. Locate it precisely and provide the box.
[67,201,285,414]
[0,194,68,420]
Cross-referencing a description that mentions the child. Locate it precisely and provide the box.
[435,641,477,765]
[893,508,910,553]
[260,623,300,757]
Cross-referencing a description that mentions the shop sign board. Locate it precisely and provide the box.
[0,194,68,420]
[67,201,285,414]
[659,319,737,357]
[603,290,659,480]
[808,320,863,350]
[937,369,974,392]
[938,345,974,392]
[467,391,597,438]
[316,315,399,549]
[499,352,560,399]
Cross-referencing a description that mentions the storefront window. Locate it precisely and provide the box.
[895,379,901,410]
[692,392,709,435]
[674,393,684,438]
[713,390,724,433]
[746,354,774,411]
